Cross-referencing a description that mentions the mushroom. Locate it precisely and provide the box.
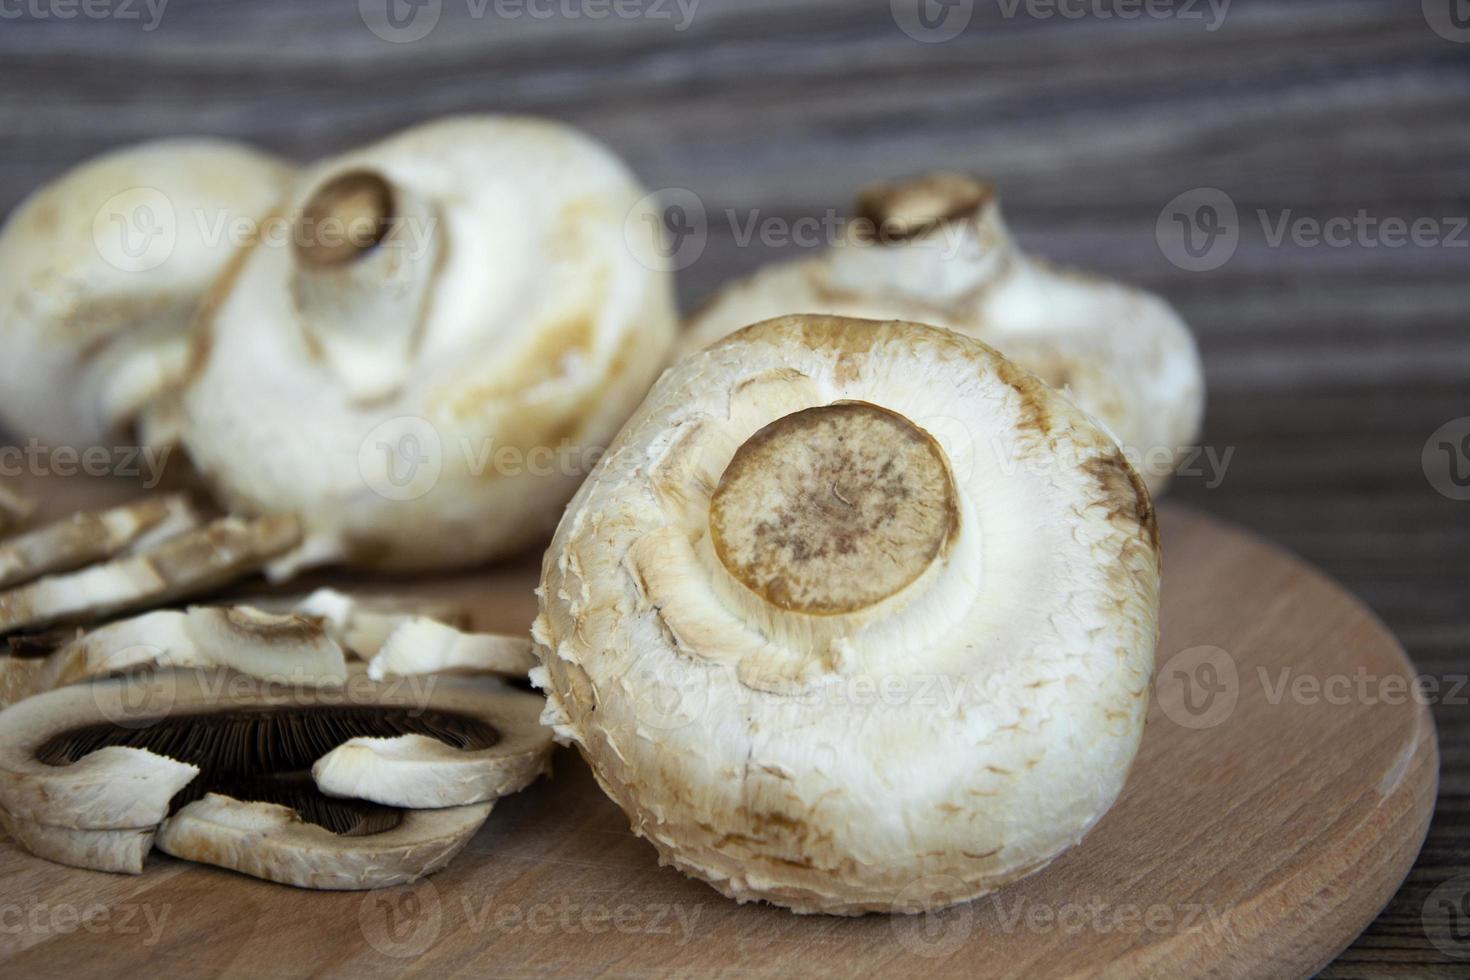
[533,314,1160,914]
[0,667,552,886]
[679,174,1204,495]
[0,493,199,590]
[0,483,34,534]
[293,587,473,660]
[365,616,537,681]
[174,115,678,571]
[0,139,292,449]
[0,513,301,634]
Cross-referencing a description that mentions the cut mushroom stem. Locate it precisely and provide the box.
[0,494,199,590]
[0,808,156,875]
[0,513,301,634]
[289,169,443,403]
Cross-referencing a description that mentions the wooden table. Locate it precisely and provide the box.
[1,1,1466,975]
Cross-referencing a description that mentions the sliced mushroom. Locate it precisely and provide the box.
[176,115,678,572]
[0,483,34,534]
[0,808,155,875]
[0,667,550,885]
[154,793,492,890]
[292,588,472,660]
[0,139,293,448]
[0,494,199,590]
[312,680,550,807]
[680,173,1204,495]
[366,617,536,681]
[0,513,301,634]
[534,315,1160,914]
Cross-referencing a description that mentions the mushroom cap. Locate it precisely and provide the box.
[0,139,292,447]
[534,314,1160,914]
[154,793,492,890]
[679,174,1203,496]
[176,115,678,570]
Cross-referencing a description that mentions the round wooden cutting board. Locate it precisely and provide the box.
[0,503,1438,979]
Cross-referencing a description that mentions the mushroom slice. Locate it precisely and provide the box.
[535,315,1161,914]
[155,793,492,890]
[0,668,545,836]
[0,513,301,634]
[175,115,678,571]
[0,483,34,534]
[313,683,550,808]
[367,617,536,681]
[680,173,1204,495]
[0,494,199,590]
[292,588,472,660]
[182,606,347,686]
[0,808,155,874]
[0,139,293,450]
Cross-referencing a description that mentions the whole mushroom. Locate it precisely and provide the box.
[0,139,293,448]
[534,314,1160,914]
[680,173,1204,495]
[174,116,678,571]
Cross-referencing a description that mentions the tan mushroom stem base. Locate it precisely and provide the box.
[709,402,958,616]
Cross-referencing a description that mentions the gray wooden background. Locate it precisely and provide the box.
[2,0,1467,974]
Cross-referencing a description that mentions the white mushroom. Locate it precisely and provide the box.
[0,513,301,634]
[175,115,678,571]
[312,678,551,808]
[0,667,550,884]
[0,494,199,590]
[0,139,292,448]
[366,617,536,680]
[0,808,156,874]
[534,314,1160,914]
[292,587,472,660]
[680,174,1204,495]
[154,794,492,890]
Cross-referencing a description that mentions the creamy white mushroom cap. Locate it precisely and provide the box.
[176,115,677,570]
[680,174,1204,496]
[534,314,1160,914]
[0,139,292,447]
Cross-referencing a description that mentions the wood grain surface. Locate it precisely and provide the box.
[0,0,1466,974]
[0,504,1440,979]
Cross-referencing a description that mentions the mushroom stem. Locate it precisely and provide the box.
[289,169,443,403]
[827,172,1014,307]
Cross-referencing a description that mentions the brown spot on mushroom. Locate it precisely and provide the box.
[853,173,995,243]
[1082,449,1160,553]
[992,353,1054,438]
[709,401,959,615]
